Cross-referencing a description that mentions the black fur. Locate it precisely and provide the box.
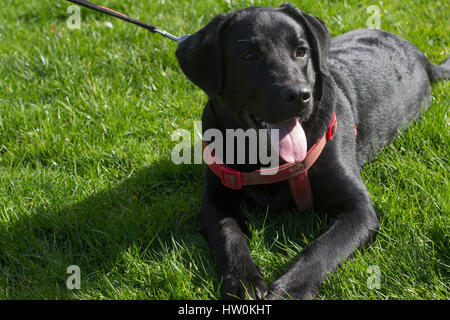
[175,3,449,299]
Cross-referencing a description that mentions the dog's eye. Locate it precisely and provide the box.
[241,51,256,61]
[296,47,307,58]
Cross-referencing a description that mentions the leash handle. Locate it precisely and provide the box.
[65,0,190,42]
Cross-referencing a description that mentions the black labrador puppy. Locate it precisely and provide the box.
[175,3,449,299]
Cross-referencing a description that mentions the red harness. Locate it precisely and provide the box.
[203,112,337,213]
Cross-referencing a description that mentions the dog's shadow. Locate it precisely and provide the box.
[0,159,330,299]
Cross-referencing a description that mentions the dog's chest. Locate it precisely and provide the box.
[242,182,292,211]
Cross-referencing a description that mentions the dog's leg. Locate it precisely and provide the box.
[202,171,268,299]
[266,165,379,300]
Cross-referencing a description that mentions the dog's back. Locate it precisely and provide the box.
[328,29,449,164]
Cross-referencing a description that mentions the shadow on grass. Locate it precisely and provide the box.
[241,203,332,283]
[0,158,333,299]
[0,160,208,298]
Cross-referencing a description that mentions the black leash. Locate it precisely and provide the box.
[66,0,190,42]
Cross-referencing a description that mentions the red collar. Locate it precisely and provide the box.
[203,112,337,212]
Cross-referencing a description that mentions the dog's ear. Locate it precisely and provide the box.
[280,3,330,101]
[176,13,233,98]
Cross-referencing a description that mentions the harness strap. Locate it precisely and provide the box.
[288,112,337,211]
[203,113,337,212]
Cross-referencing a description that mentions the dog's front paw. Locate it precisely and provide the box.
[266,280,318,300]
[221,271,268,300]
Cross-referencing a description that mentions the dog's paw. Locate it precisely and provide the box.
[265,280,318,300]
[221,271,268,300]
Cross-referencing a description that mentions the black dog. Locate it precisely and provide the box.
[175,3,449,299]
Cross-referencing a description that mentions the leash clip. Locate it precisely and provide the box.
[154,29,190,43]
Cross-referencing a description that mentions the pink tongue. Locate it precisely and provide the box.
[268,118,307,163]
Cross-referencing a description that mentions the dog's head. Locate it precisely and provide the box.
[176,3,330,128]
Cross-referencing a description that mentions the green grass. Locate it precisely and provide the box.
[0,0,448,300]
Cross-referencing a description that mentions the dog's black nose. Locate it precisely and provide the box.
[282,86,312,107]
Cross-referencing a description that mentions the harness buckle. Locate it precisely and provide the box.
[219,166,242,190]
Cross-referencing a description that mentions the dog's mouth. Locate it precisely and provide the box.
[242,112,267,130]
[242,112,308,163]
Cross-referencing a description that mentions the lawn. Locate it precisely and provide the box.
[0,0,448,299]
